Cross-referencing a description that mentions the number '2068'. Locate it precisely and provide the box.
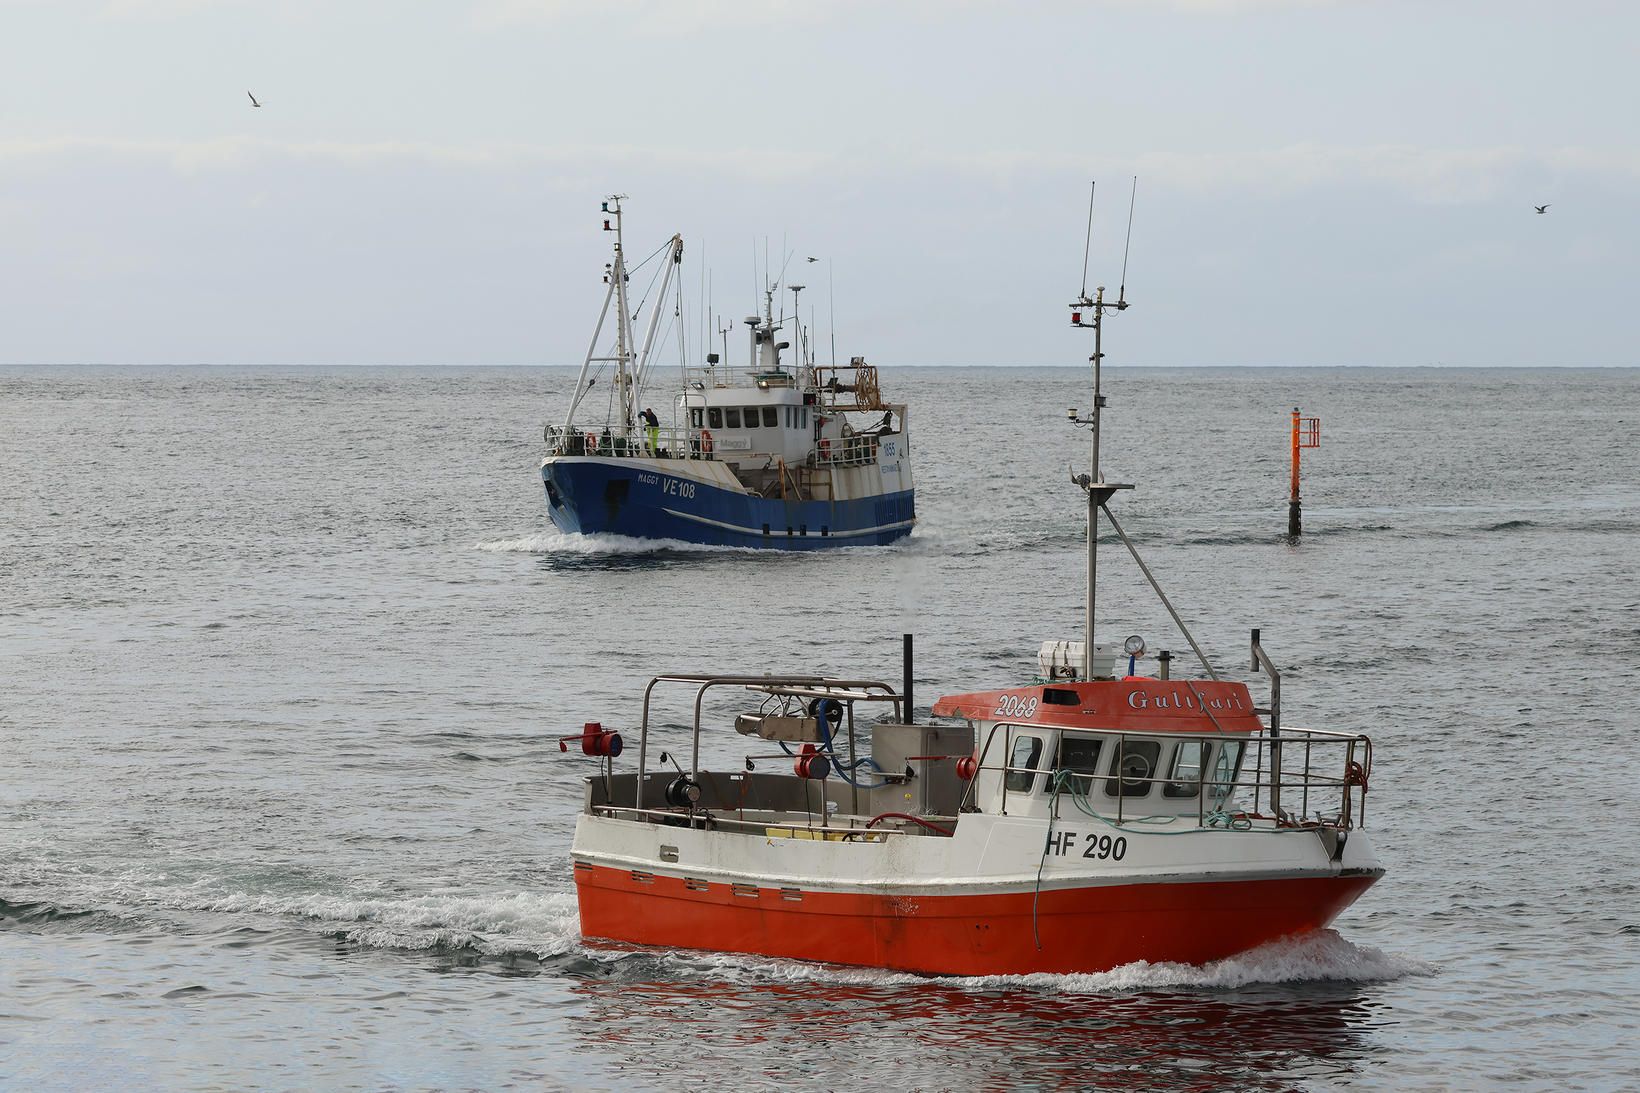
[994,694,1038,718]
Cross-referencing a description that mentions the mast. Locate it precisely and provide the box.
[1067,178,1134,676]
[1071,286,1123,664]
[1089,288,1103,655]
[607,195,634,436]
[789,284,806,371]
[563,197,629,433]
[746,284,780,372]
[1065,179,1217,684]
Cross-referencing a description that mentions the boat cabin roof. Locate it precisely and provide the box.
[682,383,807,407]
[931,677,1263,736]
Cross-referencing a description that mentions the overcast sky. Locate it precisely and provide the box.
[2,0,1634,366]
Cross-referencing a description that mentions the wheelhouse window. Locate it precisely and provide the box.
[1210,740,1245,803]
[689,408,703,428]
[707,407,723,429]
[726,407,742,429]
[1164,740,1207,798]
[762,406,779,427]
[1054,735,1103,795]
[1105,739,1162,798]
[1004,734,1043,793]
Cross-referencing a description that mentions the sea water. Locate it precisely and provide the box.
[2,365,1637,1090]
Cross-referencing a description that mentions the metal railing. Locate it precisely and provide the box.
[672,362,889,414]
[546,423,895,470]
[587,803,950,840]
[545,424,716,461]
[815,432,882,468]
[970,722,1372,831]
[632,674,905,815]
[678,366,799,390]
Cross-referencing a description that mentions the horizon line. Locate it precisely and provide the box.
[3,362,1636,371]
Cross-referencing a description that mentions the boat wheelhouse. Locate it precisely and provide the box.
[540,197,914,549]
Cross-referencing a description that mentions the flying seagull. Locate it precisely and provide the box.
[1534,204,1549,214]
[806,256,819,263]
[248,91,262,108]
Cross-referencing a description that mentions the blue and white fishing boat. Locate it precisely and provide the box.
[541,197,915,549]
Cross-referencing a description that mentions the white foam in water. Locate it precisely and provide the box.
[637,929,1431,992]
[1011,930,1434,993]
[190,888,585,955]
[474,530,908,556]
[56,871,586,958]
[475,530,766,556]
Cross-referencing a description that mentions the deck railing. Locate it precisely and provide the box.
[974,722,1372,831]
[587,803,951,839]
[545,424,713,461]
[815,433,882,467]
[546,424,894,469]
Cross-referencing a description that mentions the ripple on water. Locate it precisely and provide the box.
[4,365,1640,1088]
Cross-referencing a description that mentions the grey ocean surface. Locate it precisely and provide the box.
[3,364,1638,1091]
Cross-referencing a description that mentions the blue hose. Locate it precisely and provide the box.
[814,699,891,789]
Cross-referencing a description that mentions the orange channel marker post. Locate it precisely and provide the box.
[1289,407,1321,537]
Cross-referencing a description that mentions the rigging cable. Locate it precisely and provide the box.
[624,236,678,278]
[1118,175,1138,305]
[1079,180,1096,300]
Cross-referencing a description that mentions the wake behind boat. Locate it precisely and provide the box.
[553,197,1384,976]
[541,197,915,549]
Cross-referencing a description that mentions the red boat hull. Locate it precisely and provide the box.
[574,862,1380,975]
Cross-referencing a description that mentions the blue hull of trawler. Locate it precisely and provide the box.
[541,459,914,550]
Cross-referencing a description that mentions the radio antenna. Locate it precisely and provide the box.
[1079,180,1096,300]
[1117,175,1138,307]
[828,260,837,368]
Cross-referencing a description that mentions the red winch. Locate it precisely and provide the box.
[560,721,623,758]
